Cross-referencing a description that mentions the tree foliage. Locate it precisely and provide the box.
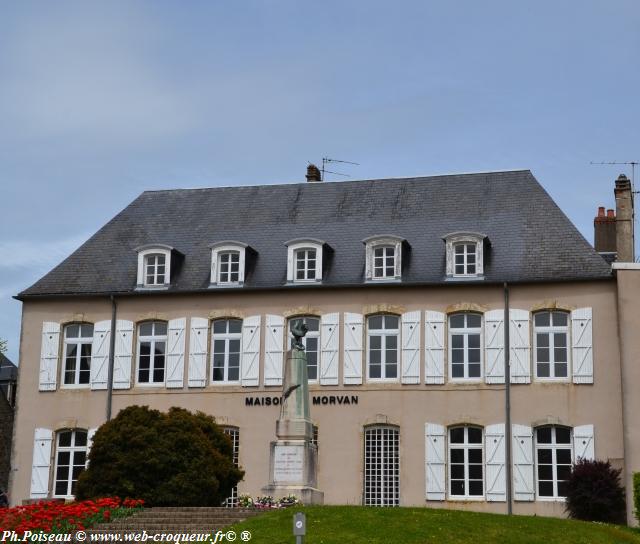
[564,458,626,524]
[634,472,640,524]
[76,406,244,506]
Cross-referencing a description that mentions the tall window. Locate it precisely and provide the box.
[144,253,166,286]
[536,426,572,499]
[449,313,482,380]
[454,243,476,275]
[367,315,399,380]
[218,252,240,284]
[364,426,399,506]
[373,246,396,279]
[212,319,242,383]
[295,248,317,281]
[223,427,240,507]
[53,429,87,498]
[289,317,320,381]
[137,321,167,385]
[449,426,484,498]
[534,311,569,380]
[63,324,93,386]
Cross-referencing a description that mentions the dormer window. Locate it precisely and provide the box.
[443,232,487,279]
[210,242,247,286]
[136,245,173,288]
[285,239,325,283]
[363,235,404,281]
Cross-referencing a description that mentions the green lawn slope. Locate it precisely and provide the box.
[228,506,640,544]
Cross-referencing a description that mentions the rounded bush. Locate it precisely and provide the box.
[75,406,244,506]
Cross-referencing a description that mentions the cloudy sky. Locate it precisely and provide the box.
[1,1,639,364]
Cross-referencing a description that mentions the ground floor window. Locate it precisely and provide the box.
[364,425,399,506]
[53,429,87,498]
[449,425,484,498]
[223,427,240,507]
[536,426,572,499]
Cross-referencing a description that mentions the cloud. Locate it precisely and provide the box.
[0,234,90,271]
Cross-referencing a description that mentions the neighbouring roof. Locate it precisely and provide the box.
[0,354,17,381]
[18,170,612,298]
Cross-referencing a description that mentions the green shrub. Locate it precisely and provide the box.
[76,406,244,506]
[564,458,626,524]
[634,472,640,524]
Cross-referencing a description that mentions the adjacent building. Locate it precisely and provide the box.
[0,353,17,491]
[9,168,640,524]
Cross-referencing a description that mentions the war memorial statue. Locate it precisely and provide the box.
[262,321,324,504]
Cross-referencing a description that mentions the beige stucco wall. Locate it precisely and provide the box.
[10,280,624,519]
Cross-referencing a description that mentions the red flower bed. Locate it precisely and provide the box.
[0,497,144,534]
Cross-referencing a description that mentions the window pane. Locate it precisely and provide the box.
[538,464,553,480]
[554,333,567,348]
[138,369,149,382]
[154,322,167,336]
[537,347,549,363]
[556,465,571,481]
[153,368,164,382]
[467,264,476,274]
[385,316,399,329]
[557,481,568,498]
[370,336,381,350]
[455,245,464,254]
[468,448,483,464]
[455,264,465,274]
[450,428,464,443]
[58,451,70,465]
[74,431,87,447]
[228,320,242,334]
[535,312,550,327]
[451,364,464,378]
[369,316,383,329]
[555,428,571,444]
[539,481,553,497]
[139,323,153,336]
[451,464,465,479]
[554,362,568,377]
[468,363,481,378]
[468,481,483,496]
[213,320,227,334]
[66,325,79,338]
[537,449,552,464]
[468,348,481,363]
[537,427,552,444]
[58,432,72,448]
[450,449,464,463]
[369,365,381,379]
[80,324,94,338]
[228,367,239,381]
[537,362,550,377]
[451,335,463,349]
[467,314,481,328]
[450,315,464,328]
[386,335,397,349]
[556,449,572,464]
[212,367,224,381]
[385,364,397,379]
[552,312,568,327]
[451,480,465,496]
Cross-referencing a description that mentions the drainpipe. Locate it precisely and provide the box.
[504,282,513,515]
[106,295,117,421]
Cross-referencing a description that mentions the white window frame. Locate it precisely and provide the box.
[363,425,400,507]
[448,425,485,500]
[443,232,485,278]
[534,426,573,501]
[363,235,403,281]
[288,316,320,383]
[136,321,168,387]
[61,323,93,388]
[223,426,240,507]
[210,242,247,286]
[135,245,172,288]
[285,239,324,283]
[367,315,400,382]
[448,313,483,382]
[53,429,88,499]
[533,311,571,382]
[211,319,243,384]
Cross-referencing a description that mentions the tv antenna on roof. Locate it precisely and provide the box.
[321,157,360,181]
[590,161,639,192]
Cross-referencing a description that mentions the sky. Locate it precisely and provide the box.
[1,1,639,365]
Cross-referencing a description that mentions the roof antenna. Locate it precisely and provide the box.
[321,157,360,181]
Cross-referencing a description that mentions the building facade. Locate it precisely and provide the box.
[9,169,640,524]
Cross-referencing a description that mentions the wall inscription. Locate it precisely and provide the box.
[273,445,304,483]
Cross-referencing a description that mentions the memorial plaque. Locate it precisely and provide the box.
[273,444,304,483]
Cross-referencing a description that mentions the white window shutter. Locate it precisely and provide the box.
[188,317,208,387]
[241,315,261,387]
[39,322,60,391]
[30,428,52,499]
[485,423,506,501]
[166,318,186,388]
[86,428,97,468]
[512,424,535,501]
[572,308,593,384]
[425,311,445,384]
[484,310,505,384]
[401,311,421,384]
[574,424,595,460]
[425,423,446,500]
[90,320,111,390]
[320,313,339,385]
[343,313,363,384]
[264,315,284,386]
[113,320,133,389]
[509,309,531,384]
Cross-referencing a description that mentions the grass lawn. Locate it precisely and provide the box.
[227,506,640,544]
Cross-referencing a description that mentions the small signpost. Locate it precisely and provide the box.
[293,512,306,543]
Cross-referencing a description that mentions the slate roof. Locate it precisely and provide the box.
[18,170,612,298]
[0,354,17,382]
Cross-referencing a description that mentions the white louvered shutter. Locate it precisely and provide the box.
[401,311,421,384]
[86,428,97,468]
[425,423,446,500]
[241,315,261,386]
[485,423,506,501]
[30,428,52,499]
[512,424,535,501]
[39,322,60,391]
[188,317,208,387]
[484,310,505,384]
[572,308,593,384]
[113,320,133,389]
[509,309,531,384]
[90,320,111,390]
[574,425,595,460]
[320,313,339,385]
[264,315,284,386]
[343,313,363,385]
[166,318,186,388]
[425,311,445,384]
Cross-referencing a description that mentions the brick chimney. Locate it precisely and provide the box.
[306,164,322,183]
[615,174,634,262]
[594,206,617,253]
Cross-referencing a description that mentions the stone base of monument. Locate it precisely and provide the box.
[262,439,324,505]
